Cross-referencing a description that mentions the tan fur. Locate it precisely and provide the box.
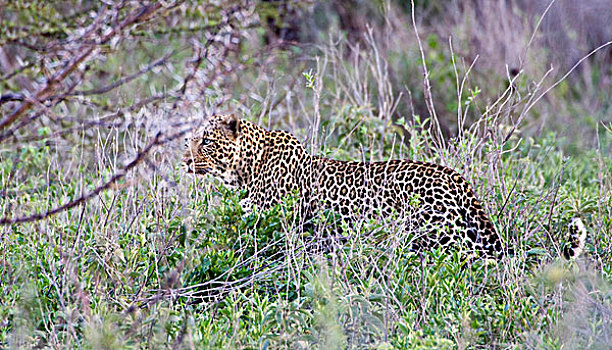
[184,114,507,256]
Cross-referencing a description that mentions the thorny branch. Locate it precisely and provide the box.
[0,129,187,226]
[0,2,261,225]
[58,50,178,98]
[0,2,166,131]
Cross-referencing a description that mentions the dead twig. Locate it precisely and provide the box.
[0,2,165,132]
[58,49,178,98]
[410,0,445,149]
[0,129,187,225]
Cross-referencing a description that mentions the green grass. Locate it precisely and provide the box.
[1,116,611,348]
[1,2,612,348]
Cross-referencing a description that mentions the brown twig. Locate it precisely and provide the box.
[58,50,177,98]
[0,93,25,104]
[0,129,186,225]
[410,0,445,149]
[0,61,35,82]
[0,2,164,131]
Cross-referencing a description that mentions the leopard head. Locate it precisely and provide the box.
[183,114,243,187]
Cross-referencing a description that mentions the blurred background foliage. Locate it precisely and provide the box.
[1,0,610,144]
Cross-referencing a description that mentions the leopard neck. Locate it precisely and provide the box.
[235,120,268,188]
[246,125,314,191]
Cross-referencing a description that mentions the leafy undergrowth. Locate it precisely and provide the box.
[1,128,611,349]
[2,1,611,348]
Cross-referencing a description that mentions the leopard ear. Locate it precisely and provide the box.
[220,114,240,139]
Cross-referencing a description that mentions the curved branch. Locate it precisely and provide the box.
[0,130,186,225]
[61,50,177,98]
[0,2,165,132]
[0,93,24,104]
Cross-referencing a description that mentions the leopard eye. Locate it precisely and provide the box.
[201,138,213,146]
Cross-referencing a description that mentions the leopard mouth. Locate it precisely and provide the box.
[182,159,210,175]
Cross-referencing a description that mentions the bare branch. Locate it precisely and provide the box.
[0,93,24,104]
[0,2,165,131]
[60,50,177,98]
[410,0,445,149]
[0,129,187,225]
[0,60,35,82]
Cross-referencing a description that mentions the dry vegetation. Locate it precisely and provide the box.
[1,0,611,348]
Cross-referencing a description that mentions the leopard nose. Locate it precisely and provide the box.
[183,158,193,166]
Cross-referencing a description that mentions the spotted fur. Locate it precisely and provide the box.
[563,218,587,259]
[183,114,586,258]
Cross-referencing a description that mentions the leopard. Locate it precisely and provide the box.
[183,114,587,258]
